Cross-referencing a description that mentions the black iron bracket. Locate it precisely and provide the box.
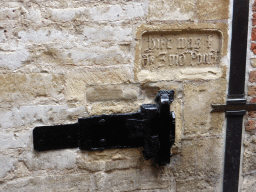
[211,98,256,114]
[33,90,175,166]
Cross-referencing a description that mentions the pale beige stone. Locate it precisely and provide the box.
[86,84,139,102]
[241,175,256,192]
[243,150,256,173]
[196,137,223,188]
[65,73,86,101]
[0,73,64,105]
[148,0,195,20]
[89,101,141,116]
[196,0,229,20]
[64,66,133,86]
[176,178,215,192]
[134,23,229,82]
[94,168,172,191]
[77,160,105,172]
[0,173,91,192]
[19,150,76,171]
[183,79,226,136]
[251,58,256,68]
[175,140,196,176]
[77,148,145,172]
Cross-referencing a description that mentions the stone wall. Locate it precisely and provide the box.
[0,0,231,191]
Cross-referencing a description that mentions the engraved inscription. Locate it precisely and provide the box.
[141,31,221,68]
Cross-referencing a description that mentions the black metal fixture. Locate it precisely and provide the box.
[211,0,250,191]
[33,90,175,166]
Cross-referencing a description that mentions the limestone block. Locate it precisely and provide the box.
[86,84,139,102]
[243,150,256,173]
[183,79,226,136]
[89,101,140,115]
[24,7,42,25]
[0,173,91,192]
[0,29,6,43]
[195,137,223,184]
[0,48,29,70]
[82,26,132,43]
[0,73,64,105]
[65,66,133,86]
[175,140,196,176]
[176,178,215,192]
[89,2,146,22]
[243,135,256,173]
[62,45,132,66]
[48,7,87,22]
[251,58,256,68]
[65,73,87,101]
[0,7,25,20]
[94,168,172,191]
[18,29,75,44]
[0,105,86,129]
[241,174,256,192]
[0,154,18,178]
[135,24,229,82]
[196,0,229,20]
[19,150,76,171]
[77,160,105,172]
[0,131,30,150]
[148,0,195,20]
[77,148,144,172]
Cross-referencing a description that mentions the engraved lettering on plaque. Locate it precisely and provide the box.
[141,31,222,68]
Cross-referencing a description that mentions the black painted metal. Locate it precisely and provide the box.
[33,90,175,166]
[228,0,249,98]
[223,111,245,192]
[222,0,249,191]
[211,99,256,112]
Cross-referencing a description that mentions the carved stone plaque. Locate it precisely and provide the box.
[141,31,222,69]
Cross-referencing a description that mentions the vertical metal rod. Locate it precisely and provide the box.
[223,0,249,191]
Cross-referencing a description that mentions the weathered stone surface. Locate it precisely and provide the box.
[65,73,87,101]
[19,150,76,171]
[82,26,132,43]
[0,154,18,178]
[0,173,91,192]
[77,148,144,172]
[0,73,64,105]
[241,174,256,192]
[0,7,25,20]
[0,105,86,129]
[148,0,194,20]
[243,135,256,173]
[94,168,172,191]
[176,178,215,192]
[175,140,196,176]
[251,58,256,68]
[135,24,229,82]
[196,0,229,20]
[0,46,29,70]
[18,29,75,44]
[243,150,256,173]
[89,2,147,22]
[48,7,87,22]
[0,131,30,150]
[65,45,132,66]
[86,84,139,102]
[195,137,223,189]
[183,79,226,136]
[0,0,233,191]
[64,66,133,86]
[89,101,141,116]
